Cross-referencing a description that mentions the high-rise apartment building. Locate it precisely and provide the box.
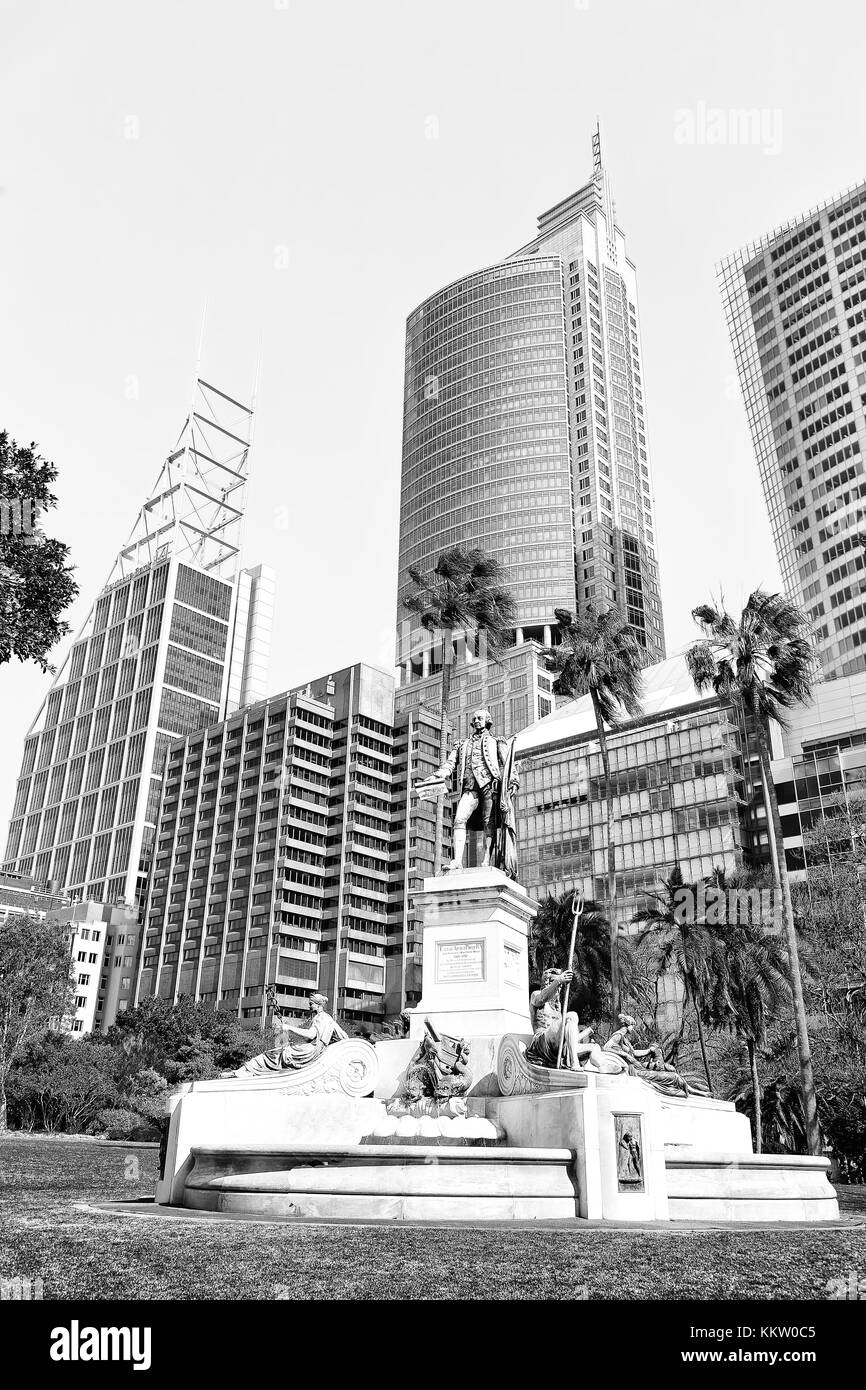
[720,181,866,679]
[3,378,274,912]
[136,664,441,1026]
[396,127,665,689]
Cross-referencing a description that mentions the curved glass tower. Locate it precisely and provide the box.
[396,129,666,683]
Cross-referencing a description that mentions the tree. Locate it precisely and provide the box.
[687,590,822,1154]
[529,892,613,1022]
[404,546,516,873]
[633,866,718,1094]
[5,1032,116,1132]
[101,995,263,1083]
[543,606,644,1017]
[793,791,866,1018]
[0,432,78,672]
[705,912,791,1153]
[0,913,75,1131]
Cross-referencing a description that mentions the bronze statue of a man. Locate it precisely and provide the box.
[416,707,518,876]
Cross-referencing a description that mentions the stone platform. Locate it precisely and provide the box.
[157,870,839,1224]
[182,1141,578,1221]
[665,1151,840,1222]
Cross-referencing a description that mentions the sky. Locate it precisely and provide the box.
[2,0,865,835]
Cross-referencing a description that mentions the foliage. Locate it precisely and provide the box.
[403,545,517,666]
[404,545,516,872]
[793,791,866,1017]
[87,1108,152,1141]
[543,605,645,1018]
[633,866,720,1092]
[686,588,821,1155]
[4,997,265,1135]
[5,1033,117,1133]
[0,431,78,672]
[0,913,76,1130]
[100,994,264,1083]
[687,589,816,728]
[543,604,645,722]
[528,891,613,1022]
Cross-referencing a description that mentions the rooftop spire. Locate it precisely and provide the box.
[592,120,618,262]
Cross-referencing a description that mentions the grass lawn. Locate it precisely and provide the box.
[1,1135,864,1300]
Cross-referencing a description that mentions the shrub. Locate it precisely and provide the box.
[89,1107,147,1141]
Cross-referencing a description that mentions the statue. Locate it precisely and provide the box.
[525,967,612,1072]
[416,707,519,877]
[386,1018,471,1119]
[617,1127,644,1184]
[396,1018,470,1106]
[602,1014,710,1097]
[222,990,348,1079]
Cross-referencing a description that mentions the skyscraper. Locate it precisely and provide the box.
[719,180,866,679]
[2,377,274,914]
[396,127,666,688]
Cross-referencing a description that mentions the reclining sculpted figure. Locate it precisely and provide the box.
[602,1014,710,1097]
[222,990,348,1079]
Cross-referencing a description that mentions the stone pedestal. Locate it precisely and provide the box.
[407,868,536,1040]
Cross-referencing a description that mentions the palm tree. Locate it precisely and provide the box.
[529,891,612,1022]
[687,590,821,1154]
[710,919,790,1153]
[633,866,718,1094]
[403,546,516,873]
[543,606,644,1017]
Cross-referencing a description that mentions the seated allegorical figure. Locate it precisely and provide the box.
[526,967,610,1072]
[602,1014,710,1096]
[222,991,348,1079]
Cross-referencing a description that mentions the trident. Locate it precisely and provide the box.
[555,889,584,1070]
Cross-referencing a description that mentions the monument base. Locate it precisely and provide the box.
[407,867,535,1039]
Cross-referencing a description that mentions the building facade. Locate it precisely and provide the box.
[136,664,442,1027]
[46,901,141,1035]
[770,668,866,872]
[514,654,763,938]
[397,127,665,689]
[3,379,273,913]
[0,873,138,1034]
[720,182,866,679]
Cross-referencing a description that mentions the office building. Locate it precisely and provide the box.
[397,126,665,692]
[3,378,274,913]
[514,652,765,940]
[136,664,441,1027]
[719,181,866,679]
[395,639,555,744]
[770,669,866,872]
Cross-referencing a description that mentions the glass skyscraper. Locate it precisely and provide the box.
[720,180,866,679]
[396,127,666,685]
[2,378,274,915]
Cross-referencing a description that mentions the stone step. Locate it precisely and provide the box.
[665,1150,839,1222]
[183,1142,579,1220]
